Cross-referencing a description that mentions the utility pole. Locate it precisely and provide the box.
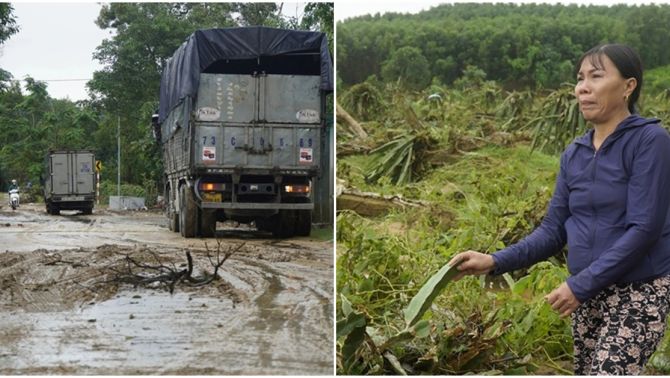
[117,115,121,197]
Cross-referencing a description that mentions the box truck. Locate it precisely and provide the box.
[44,150,96,215]
[153,27,333,238]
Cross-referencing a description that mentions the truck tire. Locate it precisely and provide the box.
[272,210,295,238]
[179,185,197,238]
[168,211,179,232]
[82,204,93,215]
[46,202,51,215]
[199,209,217,237]
[295,210,312,236]
[167,186,179,232]
[51,204,60,215]
[255,217,272,233]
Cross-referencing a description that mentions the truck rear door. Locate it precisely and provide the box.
[73,152,95,195]
[193,73,321,170]
[51,153,70,195]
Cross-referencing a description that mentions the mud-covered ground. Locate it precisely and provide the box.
[0,200,333,374]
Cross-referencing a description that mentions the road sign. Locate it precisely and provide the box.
[96,160,102,172]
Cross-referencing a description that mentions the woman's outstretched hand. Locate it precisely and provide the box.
[448,251,496,281]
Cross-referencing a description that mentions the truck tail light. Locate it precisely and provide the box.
[284,184,310,193]
[199,182,226,191]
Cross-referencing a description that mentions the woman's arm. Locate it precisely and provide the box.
[490,151,571,274]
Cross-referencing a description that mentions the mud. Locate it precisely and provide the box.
[0,202,334,374]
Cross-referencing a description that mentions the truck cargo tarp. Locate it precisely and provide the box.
[159,27,333,123]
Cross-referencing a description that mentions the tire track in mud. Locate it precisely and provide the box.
[0,205,333,374]
[1,250,332,374]
[238,256,333,373]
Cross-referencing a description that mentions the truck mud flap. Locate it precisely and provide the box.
[179,185,198,238]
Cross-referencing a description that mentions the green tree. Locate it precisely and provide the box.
[302,2,333,51]
[0,76,103,186]
[381,46,431,91]
[337,3,670,89]
[233,3,281,26]
[0,3,19,45]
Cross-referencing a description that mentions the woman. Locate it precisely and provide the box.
[449,44,670,375]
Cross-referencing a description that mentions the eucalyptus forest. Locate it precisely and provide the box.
[336,3,670,374]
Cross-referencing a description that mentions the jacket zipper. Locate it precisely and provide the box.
[590,149,598,250]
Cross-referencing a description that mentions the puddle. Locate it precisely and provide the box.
[2,287,331,374]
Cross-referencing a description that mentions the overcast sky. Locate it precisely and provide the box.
[0,2,308,102]
[0,2,109,101]
[2,1,669,102]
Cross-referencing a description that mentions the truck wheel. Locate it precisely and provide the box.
[255,217,271,233]
[82,204,93,215]
[167,186,179,232]
[168,211,179,232]
[272,210,295,238]
[46,202,51,215]
[295,210,312,237]
[199,209,217,237]
[179,185,197,238]
[52,204,60,216]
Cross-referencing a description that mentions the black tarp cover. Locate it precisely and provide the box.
[159,27,333,123]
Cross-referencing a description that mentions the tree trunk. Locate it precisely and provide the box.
[336,103,368,139]
[336,182,429,217]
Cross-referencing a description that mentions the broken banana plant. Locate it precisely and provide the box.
[337,259,464,375]
[364,105,434,185]
[403,259,464,327]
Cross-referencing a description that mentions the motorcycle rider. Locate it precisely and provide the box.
[8,179,18,192]
[8,179,19,208]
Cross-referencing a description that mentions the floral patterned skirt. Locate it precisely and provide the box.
[571,275,670,375]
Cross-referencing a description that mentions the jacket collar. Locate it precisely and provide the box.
[573,114,660,149]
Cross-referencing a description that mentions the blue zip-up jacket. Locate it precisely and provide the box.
[491,114,670,303]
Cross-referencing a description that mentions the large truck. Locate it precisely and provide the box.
[44,150,96,215]
[153,27,333,238]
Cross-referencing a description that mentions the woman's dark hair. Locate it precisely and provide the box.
[576,44,643,114]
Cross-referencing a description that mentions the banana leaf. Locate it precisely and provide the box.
[403,259,464,327]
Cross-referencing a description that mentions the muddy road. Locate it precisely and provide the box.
[0,201,333,374]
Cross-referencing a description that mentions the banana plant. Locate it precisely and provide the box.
[337,259,466,374]
[364,105,434,186]
[403,259,463,327]
[527,84,586,155]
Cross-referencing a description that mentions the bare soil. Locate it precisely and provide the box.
[0,200,333,374]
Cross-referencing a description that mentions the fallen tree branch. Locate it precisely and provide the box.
[337,103,368,139]
[337,183,430,217]
[108,242,244,293]
[183,240,244,287]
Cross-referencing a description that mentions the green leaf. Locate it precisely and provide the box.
[336,312,366,339]
[341,293,353,317]
[342,324,366,373]
[413,319,431,338]
[502,273,515,291]
[403,259,464,327]
[379,329,413,350]
[383,351,408,375]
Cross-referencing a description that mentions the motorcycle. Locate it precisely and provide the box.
[9,188,19,210]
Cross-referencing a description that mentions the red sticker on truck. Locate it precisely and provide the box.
[299,148,313,164]
[203,147,216,163]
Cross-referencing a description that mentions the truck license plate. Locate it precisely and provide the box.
[202,193,222,202]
